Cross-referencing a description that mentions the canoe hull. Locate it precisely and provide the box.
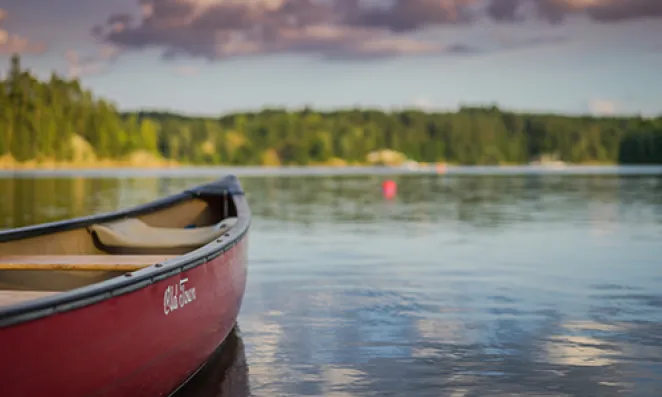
[0,236,248,397]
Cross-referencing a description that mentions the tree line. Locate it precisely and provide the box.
[1,54,661,166]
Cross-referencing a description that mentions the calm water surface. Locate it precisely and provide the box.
[1,168,662,397]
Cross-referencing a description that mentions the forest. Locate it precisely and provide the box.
[1,54,661,167]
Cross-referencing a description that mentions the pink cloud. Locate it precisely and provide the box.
[589,98,620,115]
[0,8,47,55]
[173,65,200,76]
[65,45,122,78]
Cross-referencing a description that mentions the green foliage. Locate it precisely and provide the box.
[1,55,661,166]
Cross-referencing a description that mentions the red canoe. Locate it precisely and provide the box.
[0,175,250,397]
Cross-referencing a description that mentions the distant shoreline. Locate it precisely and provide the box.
[0,161,181,171]
[0,161,589,171]
[0,160,636,171]
[0,155,617,171]
[3,163,662,179]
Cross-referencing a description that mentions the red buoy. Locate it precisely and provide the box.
[382,179,397,199]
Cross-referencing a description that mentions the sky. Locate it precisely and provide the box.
[0,0,661,117]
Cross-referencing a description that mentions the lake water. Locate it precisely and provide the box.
[1,167,662,397]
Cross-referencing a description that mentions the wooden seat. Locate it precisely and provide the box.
[0,255,177,272]
[0,290,59,307]
[89,217,237,250]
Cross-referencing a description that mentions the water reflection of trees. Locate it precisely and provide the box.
[0,177,121,228]
[0,177,215,229]
[2,174,660,230]
[240,174,662,228]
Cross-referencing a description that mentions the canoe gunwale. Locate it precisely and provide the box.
[0,175,251,328]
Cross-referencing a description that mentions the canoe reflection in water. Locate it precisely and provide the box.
[173,325,251,397]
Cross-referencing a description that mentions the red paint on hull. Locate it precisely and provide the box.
[0,237,248,397]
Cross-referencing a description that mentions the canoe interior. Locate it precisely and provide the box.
[0,194,238,308]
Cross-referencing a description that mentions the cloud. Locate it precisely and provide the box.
[0,8,47,55]
[346,0,479,32]
[173,65,200,76]
[486,0,662,24]
[66,50,103,78]
[589,98,619,115]
[92,0,662,61]
[65,45,121,78]
[487,0,523,22]
[412,97,435,110]
[531,0,662,23]
[91,0,484,60]
[585,0,662,22]
[493,31,569,51]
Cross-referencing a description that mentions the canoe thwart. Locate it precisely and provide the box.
[0,255,177,272]
[89,217,238,250]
